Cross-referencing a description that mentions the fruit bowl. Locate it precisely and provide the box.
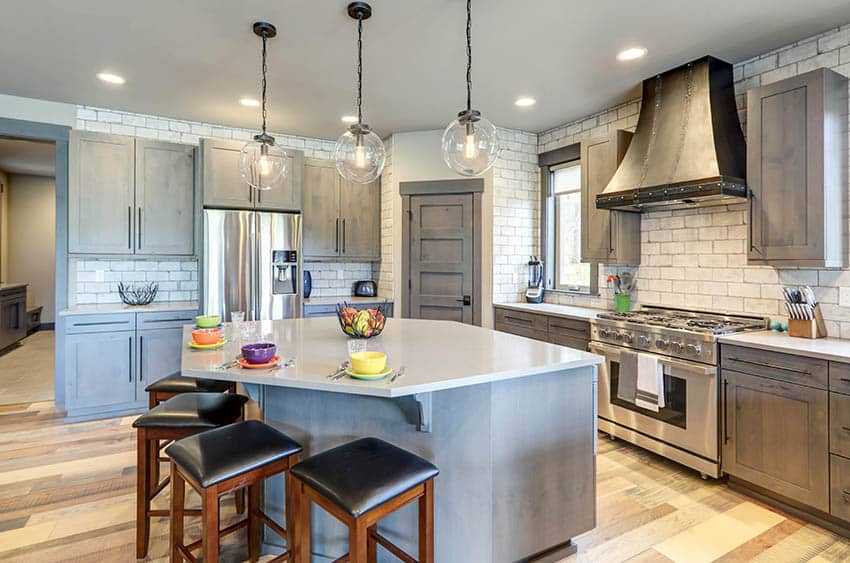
[336,301,390,339]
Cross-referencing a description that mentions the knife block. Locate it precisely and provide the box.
[788,304,828,339]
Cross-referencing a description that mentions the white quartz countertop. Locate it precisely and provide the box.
[304,296,393,306]
[495,302,605,322]
[719,330,850,363]
[182,317,603,398]
[60,301,199,316]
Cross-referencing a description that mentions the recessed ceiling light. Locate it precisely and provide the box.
[515,97,536,107]
[97,72,125,85]
[239,97,260,107]
[617,47,648,62]
[341,115,358,123]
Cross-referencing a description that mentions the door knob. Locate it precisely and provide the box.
[456,295,471,306]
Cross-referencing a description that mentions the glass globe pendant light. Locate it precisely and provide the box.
[239,22,287,191]
[441,0,498,176]
[334,2,385,184]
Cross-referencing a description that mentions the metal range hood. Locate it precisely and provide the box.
[596,56,747,212]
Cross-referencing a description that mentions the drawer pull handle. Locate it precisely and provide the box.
[727,357,810,375]
[504,316,533,326]
[842,490,850,503]
[842,426,850,433]
[840,378,850,384]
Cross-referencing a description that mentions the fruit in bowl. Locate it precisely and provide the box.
[336,301,389,338]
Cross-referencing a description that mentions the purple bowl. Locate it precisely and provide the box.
[241,342,277,365]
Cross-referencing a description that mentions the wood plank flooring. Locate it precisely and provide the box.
[0,401,848,562]
[0,331,54,405]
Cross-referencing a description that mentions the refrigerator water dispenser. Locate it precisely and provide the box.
[272,250,298,294]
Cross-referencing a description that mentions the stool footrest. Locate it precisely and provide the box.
[151,475,170,499]
[256,509,287,541]
[176,542,198,563]
[371,530,417,563]
[184,518,249,552]
[149,508,201,518]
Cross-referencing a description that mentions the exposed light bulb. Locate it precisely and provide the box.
[464,133,479,160]
[258,154,272,176]
[354,144,367,169]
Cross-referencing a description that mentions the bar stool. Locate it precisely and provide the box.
[290,437,439,563]
[145,372,236,408]
[133,392,248,559]
[167,420,303,563]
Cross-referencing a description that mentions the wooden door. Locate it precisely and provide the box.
[302,158,341,258]
[257,150,304,211]
[339,176,380,260]
[722,369,829,511]
[748,72,824,262]
[135,140,195,255]
[65,331,136,410]
[136,327,182,399]
[201,138,254,209]
[68,131,135,254]
[580,130,638,264]
[408,193,474,324]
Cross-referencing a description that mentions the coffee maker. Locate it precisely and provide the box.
[526,256,544,303]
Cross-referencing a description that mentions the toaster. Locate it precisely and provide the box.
[354,280,377,297]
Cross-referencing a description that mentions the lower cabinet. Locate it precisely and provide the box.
[136,327,183,395]
[303,300,394,319]
[494,306,589,350]
[0,288,27,350]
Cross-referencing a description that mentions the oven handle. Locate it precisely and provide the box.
[589,341,717,376]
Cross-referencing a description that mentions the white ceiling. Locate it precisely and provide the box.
[1,1,849,140]
[0,138,55,177]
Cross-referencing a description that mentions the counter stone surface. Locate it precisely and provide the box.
[719,330,850,363]
[495,301,606,321]
[304,296,393,306]
[60,301,199,316]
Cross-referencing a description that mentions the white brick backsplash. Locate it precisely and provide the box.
[304,262,379,299]
[70,258,199,305]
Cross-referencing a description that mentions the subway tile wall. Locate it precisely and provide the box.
[70,258,198,305]
[304,261,380,298]
[536,23,850,337]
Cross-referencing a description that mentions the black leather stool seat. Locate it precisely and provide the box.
[132,392,247,429]
[166,420,303,488]
[290,437,439,517]
[144,372,233,394]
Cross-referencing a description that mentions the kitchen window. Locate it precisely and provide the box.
[540,144,597,294]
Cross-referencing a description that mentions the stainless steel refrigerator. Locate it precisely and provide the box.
[203,209,301,321]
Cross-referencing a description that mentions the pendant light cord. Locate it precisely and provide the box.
[261,31,268,135]
[357,15,364,125]
[466,0,472,113]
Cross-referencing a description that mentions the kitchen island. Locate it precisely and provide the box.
[182,317,603,562]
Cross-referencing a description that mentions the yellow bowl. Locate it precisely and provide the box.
[349,351,387,375]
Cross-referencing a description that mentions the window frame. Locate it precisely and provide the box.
[539,143,599,295]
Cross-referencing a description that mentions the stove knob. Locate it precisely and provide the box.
[655,339,669,350]
[671,341,684,353]
[612,332,623,341]
[622,333,634,344]
[638,335,650,346]
[686,344,702,355]
[599,328,609,338]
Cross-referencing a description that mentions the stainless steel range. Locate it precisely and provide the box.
[589,306,768,478]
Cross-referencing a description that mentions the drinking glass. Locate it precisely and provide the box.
[230,311,245,342]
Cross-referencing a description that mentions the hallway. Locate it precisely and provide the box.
[0,330,53,405]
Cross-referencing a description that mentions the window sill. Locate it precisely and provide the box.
[546,288,600,297]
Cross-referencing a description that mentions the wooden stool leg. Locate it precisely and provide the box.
[366,524,377,563]
[284,470,295,555]
[202,487,220,563]
[235,488,246,514]
[350,519,368,563]
[294,481,311,563]
[418,479,434,563]
[170,462,185,563]
[248,484,261,562]
[149,438,160,495]
[136,429,150,559]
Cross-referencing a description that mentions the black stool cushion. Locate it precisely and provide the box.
[132,392,247,429]
[145,372,233,394]
[166,420,303,488]
[290,437,438,517]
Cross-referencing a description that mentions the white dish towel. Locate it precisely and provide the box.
[634,353,665,412]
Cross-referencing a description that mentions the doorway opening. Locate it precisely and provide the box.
[401,179,483,326]
[0,136,57,405]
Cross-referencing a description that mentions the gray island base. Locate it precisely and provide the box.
[182,318,602,562]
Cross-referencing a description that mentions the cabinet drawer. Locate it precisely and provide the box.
[304,304,337,318]
[830,362,850,395]
[548,333,588,351]
[831,455,850,522]
[721,344,827,389]
[495,308,547,331]
[548,317,589,339]
[65,313,136,334]
[831,393,850,458]
[137,310,198,330]
[0,288,26,302]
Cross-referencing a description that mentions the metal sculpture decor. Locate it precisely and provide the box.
[118,282,159,306]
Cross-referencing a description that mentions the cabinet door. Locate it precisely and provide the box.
[302,159,341,258]
[339,176,380,260]
[136,140,196,255]
[0,292,26,349]
[201,138,254,209]
[69,131,135,254]
[257,150,304,211]
[136,327,183,398]
[580,130,638,264]
[722,369,829,511]
[65,331,136,410]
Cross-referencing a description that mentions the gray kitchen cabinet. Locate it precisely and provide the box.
[135,140,196,255]
[0,286,27,350]
[747,67,848,267]
[581,130,640,265]
[69,131,135,254]
[721,367,829,512]
[136,326,183,394]
[201,138,304,211]
[303,158,380,261]
[65,330,137,412]
[303,300,393,318]
[493,306,590,350]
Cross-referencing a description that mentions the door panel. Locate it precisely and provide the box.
[65,332,135,410]
[203,209,255,320]
[339,176,380,259]
[136,328,182,398]
[409,194,473,324]
[256,212,301,320]
[302,159,340,258]
[136,140,195,255]
[201,138,254,209]
[257,150,304,211]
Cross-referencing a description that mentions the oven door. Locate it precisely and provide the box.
[589,341,718,462]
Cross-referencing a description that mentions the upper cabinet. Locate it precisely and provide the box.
[69,131,197,256]
[200,138,304,212]
[747,68,848,268]
[302,158,380,261]
[581,130,640,265]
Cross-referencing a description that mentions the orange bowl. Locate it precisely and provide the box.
[192,328,222,345]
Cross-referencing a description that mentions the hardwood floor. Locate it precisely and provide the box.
[0,401,848,562]
[0,331,54,405]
